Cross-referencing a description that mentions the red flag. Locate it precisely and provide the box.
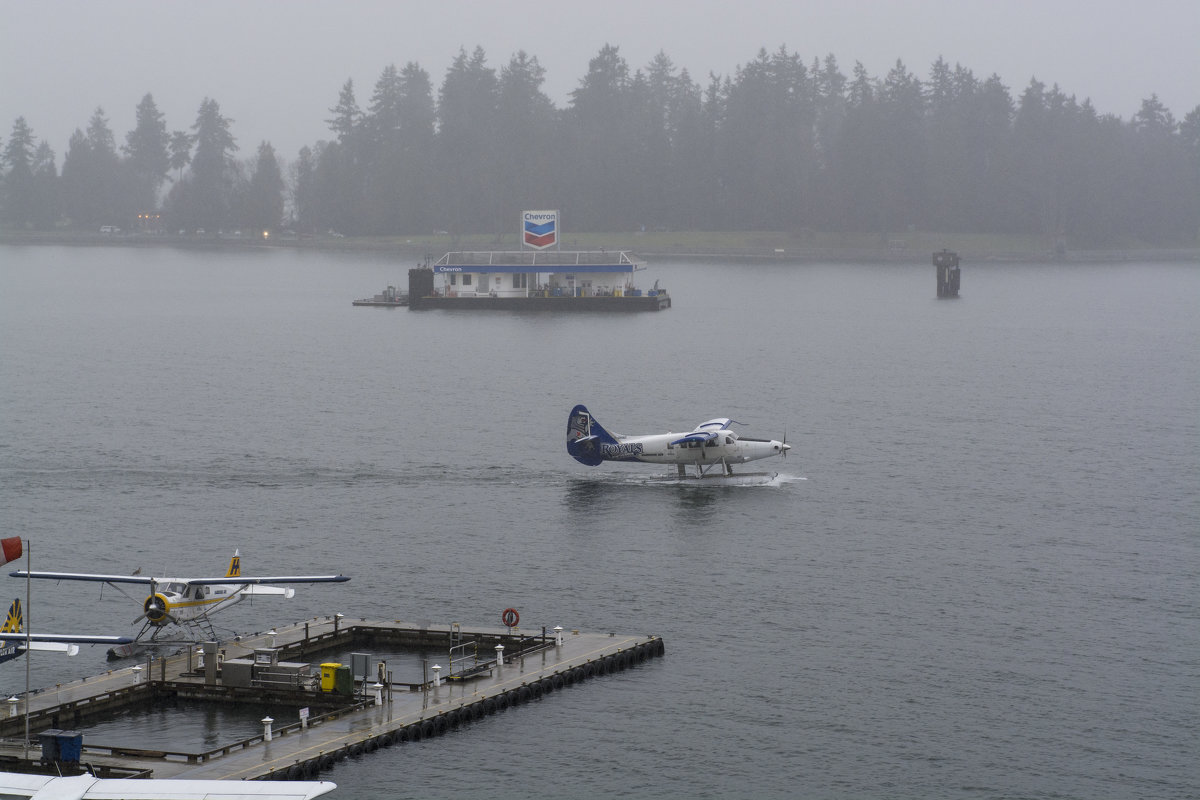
[0,537,21,565]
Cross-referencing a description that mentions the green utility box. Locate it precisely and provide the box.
[333,664,354,695]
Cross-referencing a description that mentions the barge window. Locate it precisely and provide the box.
[463,273,472,285]
[513,273,528,288]
[449,274,457,285]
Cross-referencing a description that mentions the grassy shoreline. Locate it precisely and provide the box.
[2,229,1197,263]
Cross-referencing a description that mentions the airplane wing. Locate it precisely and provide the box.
[669,430,718,446]
[2,641,79,656]
[0,772,336,798]
[240,585,295,598]
[694,417,735,431]
[187,575,350,585]
[0,632,133,645]
[8,570,157,585]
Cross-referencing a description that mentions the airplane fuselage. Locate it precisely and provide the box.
[595,432,786,466]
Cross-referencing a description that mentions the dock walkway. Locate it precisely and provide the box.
[0,618,664,781]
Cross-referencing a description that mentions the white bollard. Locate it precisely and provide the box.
[372,682,384,706]
[7,696,17,718]
[268,629,277,648]
[553,626,563,647]
[131,665,143,684]
[262,716,274,742]
[494,644,504,672]
[431,664,442,687]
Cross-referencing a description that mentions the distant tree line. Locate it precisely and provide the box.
[2,45,1198,245]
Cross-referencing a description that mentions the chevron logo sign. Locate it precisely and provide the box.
[523,210,559,249]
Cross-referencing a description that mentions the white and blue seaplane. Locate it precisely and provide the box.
[567,404,790,479]
[9,550,350,650]
[0,598,133,665]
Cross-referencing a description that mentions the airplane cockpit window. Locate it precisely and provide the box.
[168,583,185,594]
[726,436,734,445]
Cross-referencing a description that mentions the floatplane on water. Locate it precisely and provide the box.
[567,404,790,479]
[9,550,349,657]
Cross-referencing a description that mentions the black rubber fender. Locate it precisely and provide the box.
[349,742,365,757]
[471,702,486,721]
[655,638,665,657]
[286,764,303,781]
[364,737,379,753]
[496,692,511,710]
[530,680,544,698]
[302,759,320,779]
[420,719,436,738]
[517,685,532,703]
[571,666,586,683]
[484,696,498,714]
[583,662,597,678]
[432,715,448,735]
[408,723,423,742]
[552,673,565,690]
[634,644,648,662]
[397,726,412,743]
[319,754,335,770]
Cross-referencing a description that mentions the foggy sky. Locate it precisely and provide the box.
[3,0,1197,164]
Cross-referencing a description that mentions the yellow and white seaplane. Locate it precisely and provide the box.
[9,550,350,643]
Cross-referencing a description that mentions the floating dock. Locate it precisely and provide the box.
[351,285,408,307]
[0,618,663,782]
[408,251,671,311]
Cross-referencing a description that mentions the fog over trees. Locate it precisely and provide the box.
[2,44,1197,245]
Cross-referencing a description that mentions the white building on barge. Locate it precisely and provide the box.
[408,250,670,311]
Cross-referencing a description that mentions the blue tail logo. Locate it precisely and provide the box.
[567,404,617,466]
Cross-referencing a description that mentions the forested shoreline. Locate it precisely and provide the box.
[2,44,1197,246]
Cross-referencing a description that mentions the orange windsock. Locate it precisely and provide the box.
[1,537,22,565]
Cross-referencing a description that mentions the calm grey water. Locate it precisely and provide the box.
[1,246,1197,799]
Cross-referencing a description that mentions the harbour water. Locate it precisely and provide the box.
[1,246,1197,799]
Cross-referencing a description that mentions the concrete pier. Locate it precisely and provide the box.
[0,617,664,781]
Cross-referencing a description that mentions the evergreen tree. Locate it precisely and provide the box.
[494,51,558,233]
[1,117,37,228]
[241,141,284,234]
[168,130,193,183]
[437,47,499,234]
[123,93,170,212]
[178,97,237,233]
[30,140,59,230]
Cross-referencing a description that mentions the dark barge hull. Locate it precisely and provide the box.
[410,294,671,312]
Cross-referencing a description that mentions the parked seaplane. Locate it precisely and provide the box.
[0,599,133,664]
[567,404,790,478]
[9,550,350,643]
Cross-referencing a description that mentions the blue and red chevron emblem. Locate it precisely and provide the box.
[523,210,558,249]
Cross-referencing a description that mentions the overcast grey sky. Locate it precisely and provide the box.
[3,0,1197,163]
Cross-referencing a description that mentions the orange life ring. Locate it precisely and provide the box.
[501,608,519,628]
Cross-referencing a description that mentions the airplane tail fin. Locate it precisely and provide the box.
[567,404,617,466]
[225,550,241,578]
[2,599,21,634]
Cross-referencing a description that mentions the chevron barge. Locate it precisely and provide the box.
[0,617,664,783]
[408,251,670,311]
